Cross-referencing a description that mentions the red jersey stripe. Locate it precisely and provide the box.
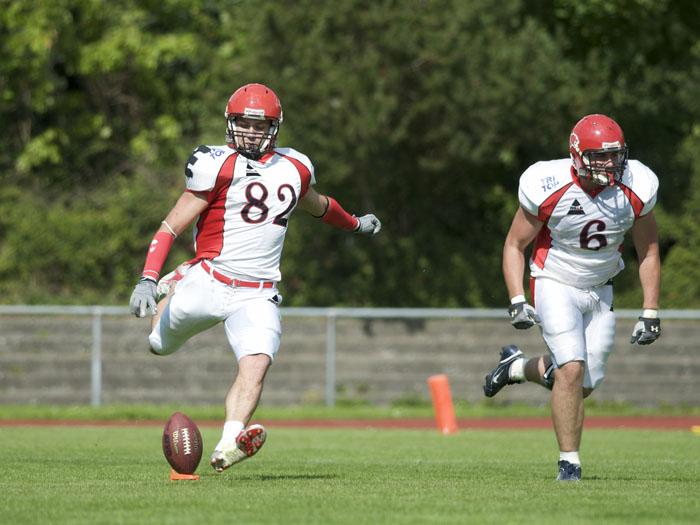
[531,183,572,270]
[617,181,644,218]
[537,182,573,222]
[532,225,553,270]
[278,153,312,198]
[194,153,237,259]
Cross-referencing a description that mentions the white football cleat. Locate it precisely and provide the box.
[156,263,191,302]
[210,424,267,473]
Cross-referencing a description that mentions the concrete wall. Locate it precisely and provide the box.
[0,314,697,407]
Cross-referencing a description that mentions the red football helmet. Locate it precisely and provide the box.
[225,83,283,159]
[569,114,628,186]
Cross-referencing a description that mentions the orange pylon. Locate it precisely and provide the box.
[427,374,458,434]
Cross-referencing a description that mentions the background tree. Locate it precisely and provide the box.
[0,0,698,307]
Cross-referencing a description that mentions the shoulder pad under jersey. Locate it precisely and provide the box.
[274,147,316,185]
[184,145,235,192]
[518,159,572,216]
[621,160,659,216]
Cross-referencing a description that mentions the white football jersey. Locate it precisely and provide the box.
[518,158,658,288]
[184,144,316,281]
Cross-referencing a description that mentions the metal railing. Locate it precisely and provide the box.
[1,305,698,407]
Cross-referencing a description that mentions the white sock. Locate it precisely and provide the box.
[559,451,581,465]
[508,357,528,383]
[216,420,244,449]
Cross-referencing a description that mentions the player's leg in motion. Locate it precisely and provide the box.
[210,354,271,472]
[150,263,191,333]
[210,292,281,472]
[148,263,220,356]
[551,283,614,481]
[484,278,585,480]
[483,346,555,397]
[537,279,589,481]
[551,360,584,481]
[484,348,585,481]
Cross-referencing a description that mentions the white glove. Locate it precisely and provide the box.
[354,214,381,235]
[129,278,158,318]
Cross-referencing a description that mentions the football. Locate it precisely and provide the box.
[162,412,203,474]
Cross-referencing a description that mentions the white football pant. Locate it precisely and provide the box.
[149,262,282,361]
[534,277,615,390]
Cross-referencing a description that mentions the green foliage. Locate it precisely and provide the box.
[1,0,699,306]
[658,125,700,306]
[243,0,586,306]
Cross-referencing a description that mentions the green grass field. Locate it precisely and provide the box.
[2,425,698,524]
[2,400,698,421]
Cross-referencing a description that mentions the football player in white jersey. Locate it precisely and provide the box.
[483,114,661,481]
[128,83,381,473]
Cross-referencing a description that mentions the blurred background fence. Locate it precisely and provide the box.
[0,306,697,408]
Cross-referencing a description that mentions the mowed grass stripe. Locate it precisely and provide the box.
[1,402,698,422]
[1,427,698,524]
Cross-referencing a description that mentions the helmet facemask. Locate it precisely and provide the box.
[576,146,629,186]
[226,116,280,160]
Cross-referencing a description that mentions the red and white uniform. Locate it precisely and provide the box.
[149,144,315,361]
[186,144,315,281]
[518,159,658,389]
[519,158,658,288]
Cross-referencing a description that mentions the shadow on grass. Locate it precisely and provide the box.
[582,475,697,483]
[234,473,339,482]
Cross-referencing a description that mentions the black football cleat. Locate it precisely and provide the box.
[556,460,581,481]
[483,345,524,398]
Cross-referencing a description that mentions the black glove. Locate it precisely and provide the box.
[630,316,661,345]
[508,301,540,330]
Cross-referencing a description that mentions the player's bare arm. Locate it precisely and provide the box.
[129,190,210,318]
[503,207,543,299]
[632,211,660,310]
[160,191,210,236]
[502,207,543,329]
[297,185,331,217]
[630,211,662,344]
[299,185,382,235]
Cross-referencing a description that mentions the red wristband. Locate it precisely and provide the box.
[321,197,359,231]
[141,231,175,281]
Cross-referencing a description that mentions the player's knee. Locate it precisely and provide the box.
[148,333,165,356]
[148,331,177,356]
[554,360,584,386]
[238,353,273,376]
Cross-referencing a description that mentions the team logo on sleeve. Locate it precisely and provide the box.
[185,145,212,178]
